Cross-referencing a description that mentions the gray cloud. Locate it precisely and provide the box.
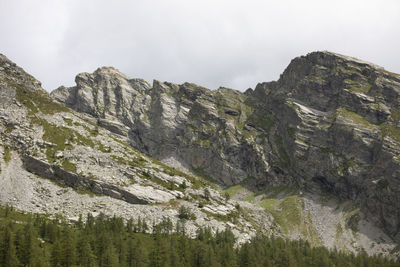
[1,0,399,91]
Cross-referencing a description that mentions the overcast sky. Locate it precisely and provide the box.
[0,0,399,92]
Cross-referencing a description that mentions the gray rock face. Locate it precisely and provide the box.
[52,70,278,186]
[263,51,400,241]
[22,155,149,204]
[52,51,400,242]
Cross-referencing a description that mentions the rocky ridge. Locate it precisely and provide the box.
[52,51,400,244]
[0,52,399,256]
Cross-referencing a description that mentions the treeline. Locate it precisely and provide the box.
[0,205,399,267]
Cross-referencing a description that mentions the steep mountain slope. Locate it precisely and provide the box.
[52,51,400,244]
[0,53,262,243]
[0,52,399,256]
[254,52,400,243]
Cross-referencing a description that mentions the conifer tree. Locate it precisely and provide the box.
[61,225,76,267]
[0,226,19,267]
[76,235,96,267]
[134,239,149,267]
[50,240,62,267]
[17,222,38,266]
[102,245,120,267]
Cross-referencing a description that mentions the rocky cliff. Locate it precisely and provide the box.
[52,51,400,243]
[0,53,254,242]
[0,51,399,256]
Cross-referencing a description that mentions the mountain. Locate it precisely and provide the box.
[1,51,400,256]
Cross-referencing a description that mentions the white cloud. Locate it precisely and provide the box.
[0,0,399,91]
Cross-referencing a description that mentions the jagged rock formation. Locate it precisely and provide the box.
[52,51,400,243]
[0,51,399,256]
[0,53,254,241]
[52,68,273,186]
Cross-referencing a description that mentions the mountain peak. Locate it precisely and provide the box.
[0,53,43,92]
[94,66,131,79]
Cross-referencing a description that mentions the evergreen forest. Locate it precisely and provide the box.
[0,205,399,267]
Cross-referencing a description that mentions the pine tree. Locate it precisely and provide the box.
[134,239,149,267]
[77,214,84,230]
[60,226,76,267]
[126,238,135,267]
[192,241,205,267]
[149,241,163,267]
[203,188,211,201]
[168,237,185,267]
[51,240,62,267]
[116,235,127,266]
[76,234,96,267]
[85,213,95,233]
[17,222,38,266]
[126,218,134,234]
[0,226,19,267]
[101,244,119,267]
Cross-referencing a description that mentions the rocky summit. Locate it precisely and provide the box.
[1,51,400,256]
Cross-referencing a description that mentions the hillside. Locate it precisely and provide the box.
[1,52,399,257]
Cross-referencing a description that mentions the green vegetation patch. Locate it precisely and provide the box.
[111,155,128,165]
[381,124,400,143]
[277,195,304,230]
[15,85,69,115]
[260,198,277,210]
[5,125,14,134]
[202,209,240,224]
[337,108,378,129]
[111,155,147,169]
[186,123,198,132]
[246,194,255,203]
[344,79,372,94]
[343,205,360,237]
[178,205,196,220]
[267,195,303,234]
[262,185,298,198]
[61,160,77,173]
[261,193,322,244]
[305,75,326,83]
[198,139,212,147]
[336,157,358,175]
[73,121,99,137]
[259,191,306,235]
[41,119,95,163]
[336,65,359,75]
[3,145,12,164]
[336,223,343,239]
[97,142,111,153]
[137,170,184,193]
[63,118,73,126]
[391,109,400,123]
[224,184,244,198]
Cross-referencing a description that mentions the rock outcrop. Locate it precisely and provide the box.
[52,51,400,242]
[22,155,149,204]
